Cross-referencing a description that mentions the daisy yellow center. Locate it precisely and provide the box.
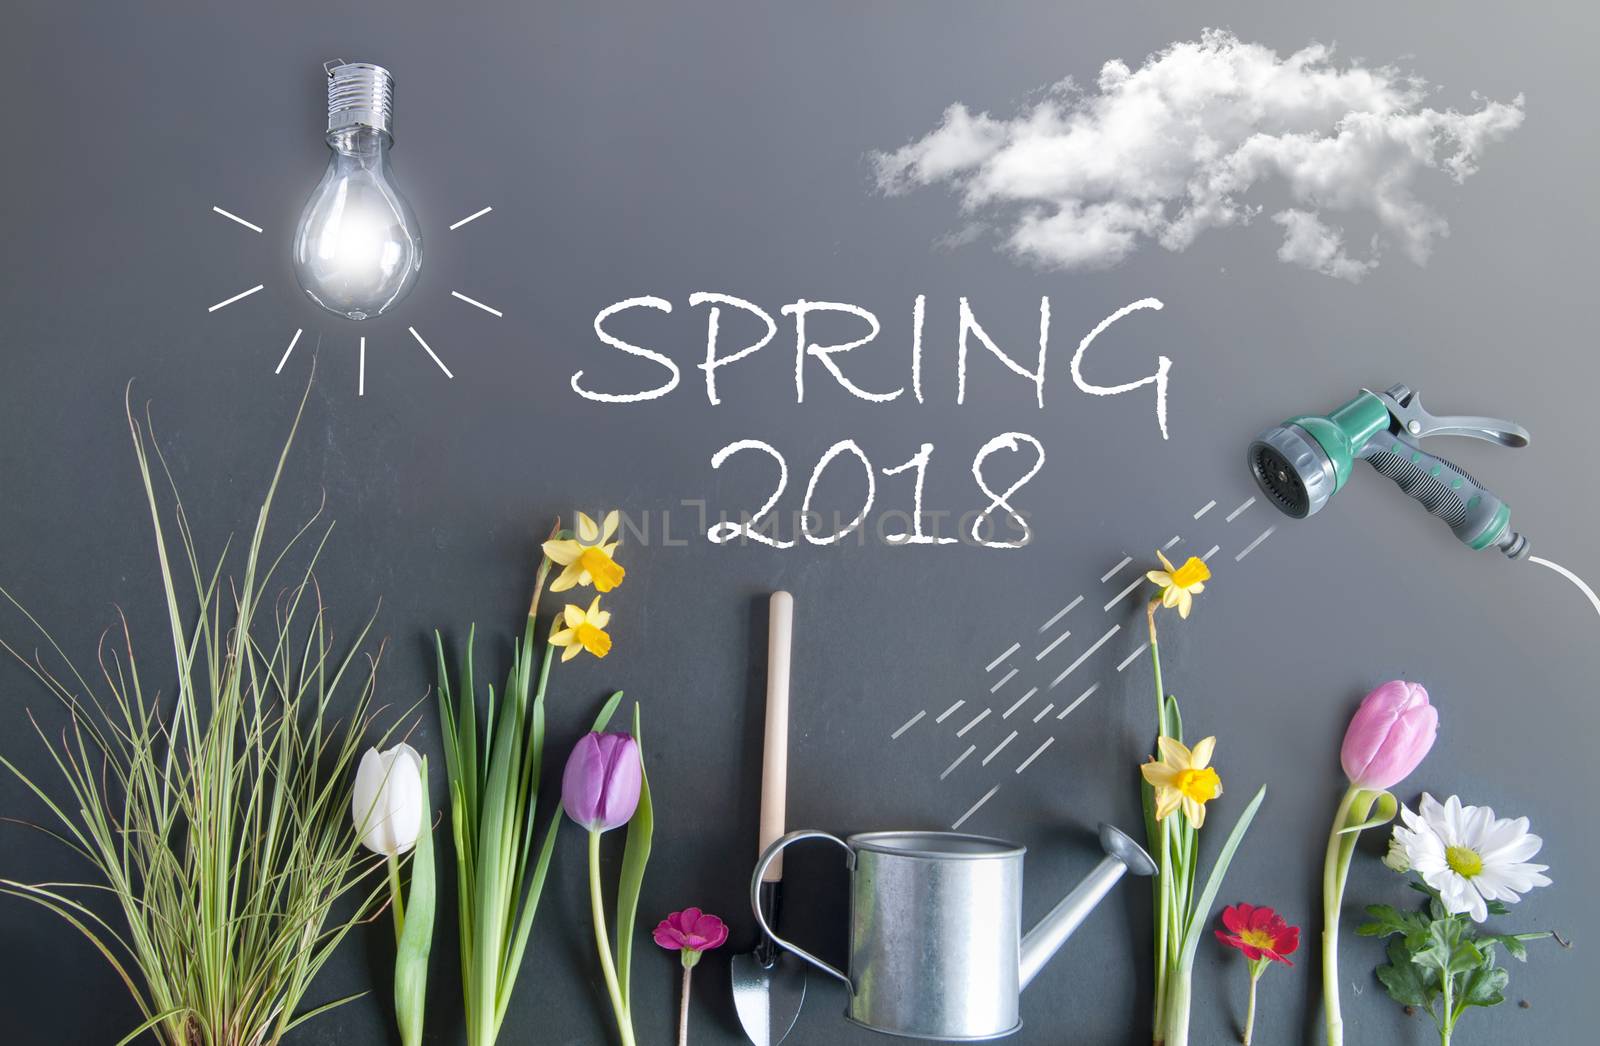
[1174,766,1221,803]
[1445,845,1484,878]
[1239,928,1277,951]
[575,622,611,658]
[579,547,625,591]
[1170,558,1209,588]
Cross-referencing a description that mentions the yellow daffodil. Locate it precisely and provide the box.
[549,596,613,661]
[1141,735,1223,827]
[544,511,626,593]
[1146,550,1209,618]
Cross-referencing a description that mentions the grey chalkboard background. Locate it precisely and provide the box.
[2,2,1596,1043]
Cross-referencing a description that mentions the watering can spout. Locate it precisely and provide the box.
[1018,824,1157,990]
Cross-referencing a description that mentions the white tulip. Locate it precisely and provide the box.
[351,743,425,857]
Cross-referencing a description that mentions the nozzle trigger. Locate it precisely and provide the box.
[1374,384,1530,448]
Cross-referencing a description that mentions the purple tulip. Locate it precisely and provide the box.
[1339,680,1438,790]
[562,731,642,832]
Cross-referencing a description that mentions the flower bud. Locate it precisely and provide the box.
[351,743,425,856]
[1382,834,1411,874]
[561,731,642,832]
[1340,680,1437,790]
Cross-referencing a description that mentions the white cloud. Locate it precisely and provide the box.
[872,30,1524,281]
[1272,210,1376,281]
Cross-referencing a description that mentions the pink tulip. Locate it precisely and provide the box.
[562,731,642,832]
[1339,680,1437,790]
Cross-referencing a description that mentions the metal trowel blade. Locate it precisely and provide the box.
[731,951,806,1046]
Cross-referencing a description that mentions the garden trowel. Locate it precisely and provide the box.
[731,591,807,1046]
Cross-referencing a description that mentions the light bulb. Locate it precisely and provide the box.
[292,62,422,321]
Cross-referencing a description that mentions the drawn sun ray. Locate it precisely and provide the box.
[212,205,263,233]
[209,204,485,394]
[209,284,264,313]
[408,326,454,378]
[275,329,303,374]
[451,290,503,317]
[448,205,493,230]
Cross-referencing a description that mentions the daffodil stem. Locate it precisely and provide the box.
[1322,785,1361,1046]
[527,519,560,619]
[1163,968,1192,1046]
[1153,814,1171,1037]
[1148,601,1171,1042]
[589,828,636,1046]
[1147,602,1167,731]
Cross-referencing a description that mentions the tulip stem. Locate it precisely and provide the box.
[387,852,405,947]
[1322,784,1360,1046]
[589,828,636,1046]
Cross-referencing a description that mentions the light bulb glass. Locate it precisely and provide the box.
[292,63,421,321]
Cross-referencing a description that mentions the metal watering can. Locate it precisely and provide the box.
[750,823,1156,1041]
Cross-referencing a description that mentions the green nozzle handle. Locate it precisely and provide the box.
[1358,430,1527,557]
[1251,386,1531,558]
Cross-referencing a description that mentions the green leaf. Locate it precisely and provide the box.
[1375,937,1437,1008]
[591,690,625,732]
[1358,903,1433,952]
[1140,774,1157,854]
[1412,917,1487,984]
[1457,955,1509,1009]
[1163,694,1184,744]
[1482,933,1529,963]
[459,625,480,825]
[394,759,436,1046]
[1410,918,1453,974]
[497,810,563,1026]
[1359,903,1402,933]
[1177,783,1266,968]
[1359,904,1414,937]
[1338,789,1398,834]
[614,702,654,1013]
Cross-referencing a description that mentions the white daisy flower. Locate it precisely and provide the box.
[1391,793,1551,922]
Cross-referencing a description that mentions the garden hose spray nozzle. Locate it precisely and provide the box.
[1248,384,1531,558]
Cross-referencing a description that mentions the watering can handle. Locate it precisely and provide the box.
[750,830,855,992]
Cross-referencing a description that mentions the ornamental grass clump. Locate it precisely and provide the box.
[0,385,396,1046]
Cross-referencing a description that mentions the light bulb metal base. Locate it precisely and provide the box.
[324,60,395,138]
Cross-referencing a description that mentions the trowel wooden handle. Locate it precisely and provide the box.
[759,591,793,881]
